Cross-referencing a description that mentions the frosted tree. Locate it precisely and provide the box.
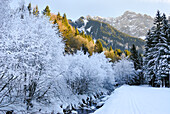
[113,57,135,85]
[0,0,17,108]
[0,2,65,111]
[144,11,162,86]
[144,11,170,87]
[144,29,155,86]
[166,23,170,87]
[156,14,170,87]
[64,52,114,95]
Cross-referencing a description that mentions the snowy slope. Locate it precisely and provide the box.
[94,85,170,114]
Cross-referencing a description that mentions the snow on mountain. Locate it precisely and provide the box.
[87,26,92,32]
[93,11,154,38]
[78,18,89,33]
[94,85,170,114]
[69,16,145,52]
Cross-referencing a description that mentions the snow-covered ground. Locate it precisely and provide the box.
[94,85,170,114]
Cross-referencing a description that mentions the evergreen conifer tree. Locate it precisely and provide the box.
[43,5,51,17]
[130,44,144,84]
[27,3,31,14]
[144,11,163,86]
[80,31,85,37]
[87,35,93,42]
[156,14,170,87]
[144,29,155,86]
[144,11,170,87]
[95,40,103,53]
[62,13,69,26]
[109,46,113,51]
[75,28,79,35]
[57,12,61,20]
[130,44,140,70]
[166,24,170,87]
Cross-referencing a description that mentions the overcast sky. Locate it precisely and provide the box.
[11,0,170,20]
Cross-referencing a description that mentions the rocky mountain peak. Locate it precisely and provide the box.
[92,11,154,38]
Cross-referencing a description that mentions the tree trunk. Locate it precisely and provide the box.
[163,78,165,88]
[160,80,162,88]
[151,75,155,87]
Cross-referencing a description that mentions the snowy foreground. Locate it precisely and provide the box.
[94,85,170,114]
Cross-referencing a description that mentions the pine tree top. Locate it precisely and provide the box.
[43,5,51,16]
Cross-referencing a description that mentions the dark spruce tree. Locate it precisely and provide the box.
[130,44,140,70]
[166,20,170,87]
[27,3,32,14]
[152,12,169,87]
[144,11,170,87]
[144,29,155,86]
[130,44,144,85]
[156,14,170,87]
[144,11,163,87]
[166,23,170,87]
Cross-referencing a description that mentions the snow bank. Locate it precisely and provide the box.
[94,85,170,114]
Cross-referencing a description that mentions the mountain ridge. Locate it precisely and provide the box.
[69,16,145,52]
[92,11,154,38]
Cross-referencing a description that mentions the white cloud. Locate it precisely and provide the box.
[140,0,170,3]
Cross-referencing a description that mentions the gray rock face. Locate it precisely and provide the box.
[93,11,154,38]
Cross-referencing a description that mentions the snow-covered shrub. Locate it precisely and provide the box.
[113,58,136,85]
[64,52,114,95]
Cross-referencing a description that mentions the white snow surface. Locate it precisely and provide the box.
[139,36,146,40]
[87,26,92,32]
[94,85,170,114]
